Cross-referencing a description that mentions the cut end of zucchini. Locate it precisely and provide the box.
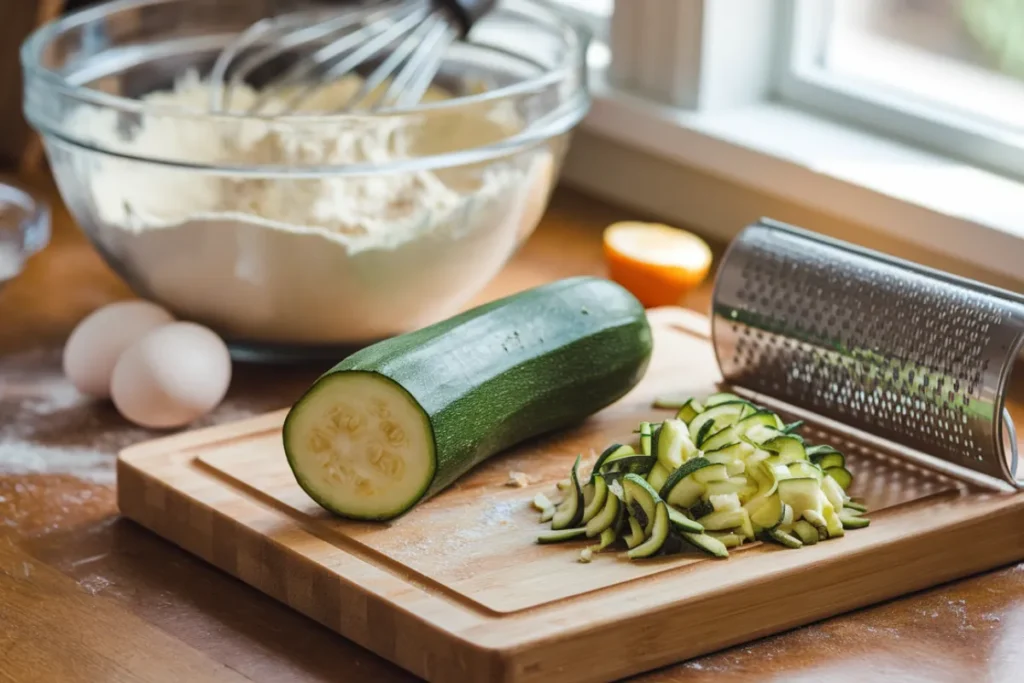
[284,372,435,521]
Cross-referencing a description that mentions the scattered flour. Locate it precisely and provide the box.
[60,72,555,344]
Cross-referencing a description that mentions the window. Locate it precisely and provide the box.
[778,0,1024,179]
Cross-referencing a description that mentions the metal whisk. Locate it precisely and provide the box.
[208,0,497,115]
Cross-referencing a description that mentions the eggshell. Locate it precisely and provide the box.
[62,300,175,398]
[111,322,232,429]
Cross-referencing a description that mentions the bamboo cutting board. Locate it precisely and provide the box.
[117,307,1024,683]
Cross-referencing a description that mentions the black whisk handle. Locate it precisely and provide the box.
[435,0,497,35]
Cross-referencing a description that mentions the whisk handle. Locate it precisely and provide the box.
[436,0,497,35]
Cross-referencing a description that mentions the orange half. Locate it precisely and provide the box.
[603,221,713,308]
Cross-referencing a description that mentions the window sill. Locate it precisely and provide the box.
[563,66,1024,285]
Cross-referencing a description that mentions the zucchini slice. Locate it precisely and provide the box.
[593,526,618,551]
[639,422,654,456]
[709,492,742,512]
[646,462,670,493]
[791,520,820,545]
[552,456,585,530]
[656,419,696,471]
[787,461,822,480]
[815,453,846,470]
[538,527,587,544]
[705,531,744,549]
[667,506,704,533]
[675,398,704,424]
[581,475,609,524]
[839,512,870,529]
[681,531,730,558]
[591,443,634,482]
[747,493,784,529]
[624,516,646,549]
[585,490,621,537]
[820,474,847,511]
[704,392,743,407]
[699,426,739,451]
[760,435,808,464]
[697,508,747,531]
[687,402,750,443]
[764,528,803,549]
[777,477,822,519]
[844,500,868,513]
[628,502,670,559]
[825,467,853,490]
[623,473,661,534]
[532,492,554,512]
[823,505,845,538]
[539,505,556,523]
[653,393,691,409]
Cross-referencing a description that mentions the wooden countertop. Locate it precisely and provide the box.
[1,170,1022,683]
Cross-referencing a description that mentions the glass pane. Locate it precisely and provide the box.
[820,0,1024,131]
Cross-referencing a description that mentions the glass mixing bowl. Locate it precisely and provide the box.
[22,0,590,360]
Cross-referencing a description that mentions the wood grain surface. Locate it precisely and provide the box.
[2,169,1024,682]
[116,308,1024,683]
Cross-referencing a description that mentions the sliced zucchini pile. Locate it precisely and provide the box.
[532,392,870,560]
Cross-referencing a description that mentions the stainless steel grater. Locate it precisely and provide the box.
[711,218,1024,489]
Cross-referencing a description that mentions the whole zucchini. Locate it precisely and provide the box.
[283,276,653,521]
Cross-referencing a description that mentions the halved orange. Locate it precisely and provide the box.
[603,221,713,308]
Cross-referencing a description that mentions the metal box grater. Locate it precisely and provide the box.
[711,218,1024,488]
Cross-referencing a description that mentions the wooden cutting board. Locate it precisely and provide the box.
[117,307,1024,683]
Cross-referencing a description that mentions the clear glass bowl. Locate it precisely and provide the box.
[0,181,50,289]
[21,0,590,359]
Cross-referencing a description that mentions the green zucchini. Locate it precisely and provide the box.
[593,527,618,551]
[283,276,652,520]
[639,422,654,456]
[623,473,661,534]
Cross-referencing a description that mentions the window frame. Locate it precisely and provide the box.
[774,0,1024,181]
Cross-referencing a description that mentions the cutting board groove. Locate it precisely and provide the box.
[118,307,1024,683]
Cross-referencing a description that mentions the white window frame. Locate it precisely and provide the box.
[775,0,1024,181]
[553,0,1024,285]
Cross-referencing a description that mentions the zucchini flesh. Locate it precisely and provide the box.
[284,276,652,521]
[639,422,654,456]
[656,419,694,471]
[646,462,670,493]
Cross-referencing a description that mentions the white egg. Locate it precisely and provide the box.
[63,300,175,398]
[111,322,232,429]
